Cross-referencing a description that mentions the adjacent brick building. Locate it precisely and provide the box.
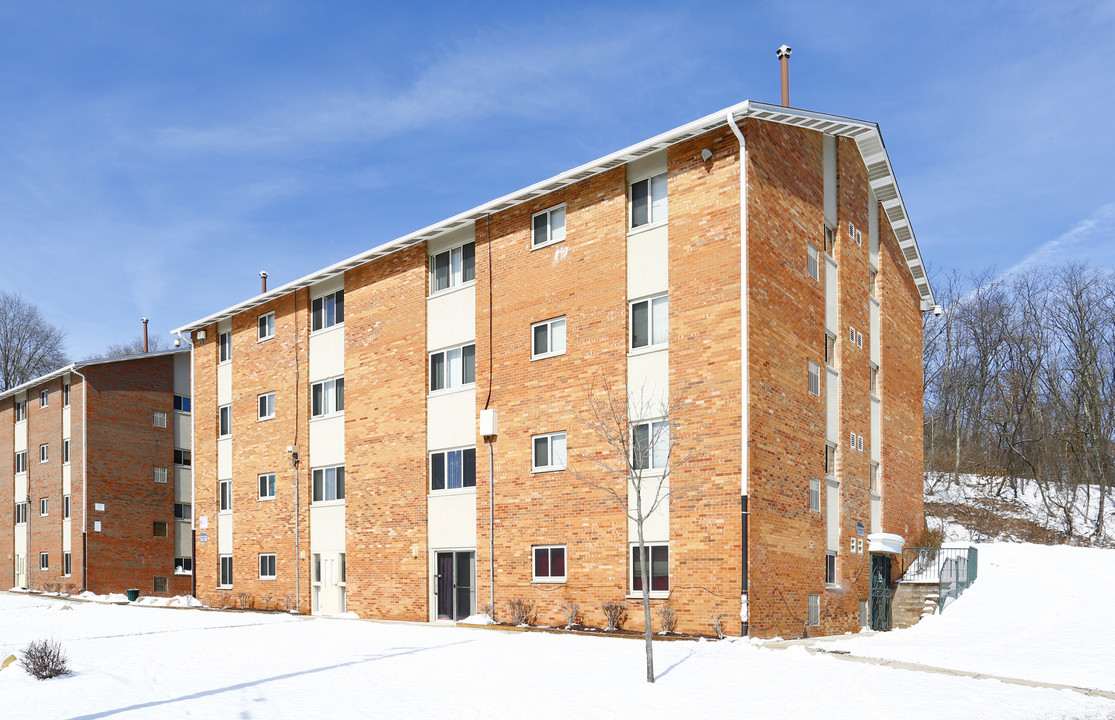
[174,100,933,637]
[1,350,194,597]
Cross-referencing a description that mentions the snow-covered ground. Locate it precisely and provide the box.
[3,541,1115,720]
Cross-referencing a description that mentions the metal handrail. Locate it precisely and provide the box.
[900,546,978,613]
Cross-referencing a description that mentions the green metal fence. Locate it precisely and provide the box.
[900,546,978,613]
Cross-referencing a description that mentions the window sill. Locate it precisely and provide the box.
[218,434,232,440]
[627,344,668,359]
[174,570,193,576]
[259,577,276,582]
[428,280,476,301]
[310,323,344,339]
[218,360,231,367]
[257,335,275,344]
[309,412,344,423]
[428,487,477,498]
[258,416,275,422]
[532,578,567,585]
[428,384,476,400]
[218,510,233,516]
[626,592,669,600]
[530,466,566,475]
[311,499,346,508]
[531,238,565,252]
[627,220,667,238]
[530,351,566,362]
[258,496,276,502]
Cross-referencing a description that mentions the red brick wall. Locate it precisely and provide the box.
[0,395,14,588]
[26,377,65,590]
[193,326,220,602]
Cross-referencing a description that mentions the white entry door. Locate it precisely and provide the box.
[15,554,27,589]
[312,552,346,615]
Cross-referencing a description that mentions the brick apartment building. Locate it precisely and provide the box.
[1,350,195,596]
[173,99,932,637]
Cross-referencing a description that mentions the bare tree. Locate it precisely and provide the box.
[567,378,699,683]
[83,333,172,361]
[0,291,68,391]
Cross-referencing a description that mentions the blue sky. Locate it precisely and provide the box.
[1,1,1113,359]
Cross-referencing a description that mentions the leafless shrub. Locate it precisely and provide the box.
[480,603,494,620]
[219,591,231,609]
[602,602,627,631]
[19,639,71,680]
[62,583,77,596]
[507,598,535,626]
[237,592,252,609]
[658,607,678,634]
[45,582,58,593]
[712,614,726,639]
[284,595,293,611]
[261,594,273,611]
[560,601,581,628]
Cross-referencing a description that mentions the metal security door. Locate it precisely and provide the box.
[435,551,475,621]
[869,554,892,631]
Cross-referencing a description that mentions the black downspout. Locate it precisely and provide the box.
[741,495,749,636]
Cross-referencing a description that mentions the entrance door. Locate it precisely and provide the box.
[15,554,26,589]
[312,552,346,615]
[435,551,474,621]
[869,554,892,631]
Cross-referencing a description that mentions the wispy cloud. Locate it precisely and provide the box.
[1001,203,1115,277]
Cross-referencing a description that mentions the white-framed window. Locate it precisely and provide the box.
[631,543,669,593]
[531,317,566,359]
[258,312,275,341]
[63,383,70,407]
[532,432,567,472]
[870,462,879,493]
[153,410,168,428]
[153,466,168,484]
[39,389,48,407]
[174,395,191,413]
[532,545,567,582]
[807,243,820,280]
[63,552,71,577]
[258,392,276,420]
[15,451,26,474]
[15,502,28,524]
[850,537,857,554]
[174,503,192,520]
[174,449,191,466]
[808,361,821,396]
[430,448,476,491]
[175,557,193,574]
[532,204,566,249]
[870,269,878,297]
[40,498,48,516]
[219,555,233,587]
[219,479,232,512]
[63,494,70,519]
[823,224,835,255]
[312,290,344,332]
[218,331,232,363]
[39,552,48,570]
[808,594,820,626]
[825,551,837,585]
[632,419,668,471]
[429,344,475,392]
[14,400,27,422]
[631,294,668,350]
[869,364,878,394]
[430,242,476,294]
[219,405,232,437]
[630,172,667,228]
[312,465,345,502]
[153,521,169,537]
[39,444,48,463]
[825,443,836,477]
[259,553,277,580]
[63,439,70,464]
[825,333,836,365]
[258,473,276,500]
[809,478,821,512]
[311,377,345,418]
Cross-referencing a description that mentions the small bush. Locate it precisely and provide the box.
[480,603,494,620]
[237,592,252,609]
[261,594,273,611]
[560,601,581,628]
[20,639,72,680]
[909,523,946,548]
[711,614,726,639]
[507,598,535,625]
[658,606,678,634]
[219,591,232,609]
[602,602,627,631]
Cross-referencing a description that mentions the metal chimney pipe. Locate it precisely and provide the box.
[260,271,268,293]
[776,45,792,107]
[141,317,149,353]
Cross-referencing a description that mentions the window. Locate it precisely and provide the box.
[825,443,836,477]
[15,502,28,524]
[175,557,194,574]
[219,480,232,511]
[39,389,48,407]
[850,537,857,554]
[15,451,26,474]
[219,555,233,587]
[174,503,192,520]
[258,392,276,420]
[869,269,878,298]
[219,405,231,437]
[870,462,879,493]
[154,521,168,537]
[532,432,567,472]
[531,317,566,359]
[14,400,27,422]
[259,553,277,580]
[807,243,820,280]
[429,344,475,392]
[631,544,669,592]
[39,552,48,570]
[632,420,669,471]
[153,410,168,428]
[219,331,232,363]
[63,383,70,407]
[532,205,566,248]
[824,224,835,255]
[430,242,476,294]
[63,552,71,577]
[869,364,878,394]
[312,466,345,502]
[258,473,276,500]
[312,290,345,331]
[63,439,70,464]
[825,333,836,365]
[533,546,567,582]
[311,378,345,418]
[631,172,667,228]
[808,361,821,396]
[174,395,192,413]
[825,551,837,585]
[258,312,275,341]
[809,478,821,512]
[153,467,168,484]
[39,444,48,463]
[430,448,476,491]
[174,449,191,466]
[808,594,820,626]
[153,577,168,593]
[631,295,668,349]
[63,495,70,519]
[40,498,48,516]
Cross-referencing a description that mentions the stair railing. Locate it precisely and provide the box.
[900,546,979,613]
